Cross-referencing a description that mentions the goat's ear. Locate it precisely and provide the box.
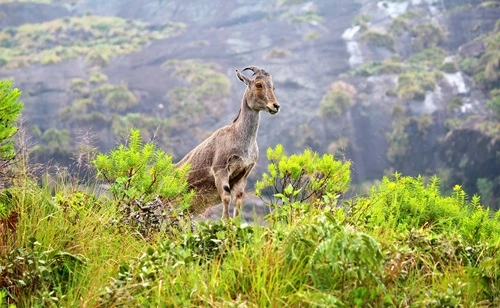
[236,69,250,86]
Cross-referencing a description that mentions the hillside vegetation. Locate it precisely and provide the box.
[1,85,499,307]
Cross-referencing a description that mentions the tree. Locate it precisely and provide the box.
[0,80,23,163]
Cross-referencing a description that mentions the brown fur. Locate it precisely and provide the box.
[175,66,280,219]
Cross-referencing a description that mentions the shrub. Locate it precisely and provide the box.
[162,59,230,129]
[93,129,192,209]
[389,16,409,36]
[255,144,350,224]
[93,84,138,112]
[100,219,255,306]
[441,61,458,73]
[319,81,356,118]
[0,80,23,163]
[486,89,500,117]
[408,48,446,68]
[0,237,85,304]
[395,71,441,101]
[360,29,395,51]
[411,22,444,51]
[285,214,385,305]
[265,47,292,59]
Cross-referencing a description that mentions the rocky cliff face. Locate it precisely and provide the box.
[0,0,498,207]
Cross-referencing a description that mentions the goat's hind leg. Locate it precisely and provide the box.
[213,169,232,219]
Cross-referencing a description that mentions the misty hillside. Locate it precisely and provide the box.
[0,0,499,208]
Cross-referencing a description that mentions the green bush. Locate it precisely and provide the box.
[486,88,500,117]
[0,237,84,304]
[395,71,441,101]
[93,129,192,207]
[360,30,395,51]
[411,22,444,51]
[163,59,230,129]
[255,144,351,224]
[0,80,23,162]
[318,81,356,118]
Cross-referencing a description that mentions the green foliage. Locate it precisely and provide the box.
[255,144,351,223]
[441,61,458,73]
[0,237,85,304]
[0,16,185,68]
[395,71,441,101]
[264,47,292,59]
[93,84,138,112]
[93,129,192,208]
[360,29,395,51]
[356,174,500,243]
[100,219,256,306]
[318,81,356,118]
[0,80,23,162]
[2,109,500,306]
[162,59,230,129]
[389,16,409,36]
[408,48,446,68]
[31,128,72,161]
[448,96,464,110]
[410,22,444,51]
[486,88,500,117]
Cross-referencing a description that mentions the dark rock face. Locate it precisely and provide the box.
[459,41,486,58]
[0,3,69,28]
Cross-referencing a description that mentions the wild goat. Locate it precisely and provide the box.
[175,66,281,219]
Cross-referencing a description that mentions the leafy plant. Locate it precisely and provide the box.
[0,237,85,304]
[360,30,395,51]
[0,80,23,162]
[318,81,357,118]
[255,144,351,210]
[395,71,442,101]
[93,129,192,208]
[410,22,443,51]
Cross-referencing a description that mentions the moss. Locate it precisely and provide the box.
[360,30,395,51]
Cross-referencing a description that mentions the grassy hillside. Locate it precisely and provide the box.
[0,15,184,68]
[1,127,499,307]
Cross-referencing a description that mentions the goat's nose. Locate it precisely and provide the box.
[274,103,280,111]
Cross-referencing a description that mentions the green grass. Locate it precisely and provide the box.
[1,139,500,307]
[0,16,185,68]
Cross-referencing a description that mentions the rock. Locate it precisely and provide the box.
[459,41,486,58]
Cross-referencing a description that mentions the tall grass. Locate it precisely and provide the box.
[1,146,499,307]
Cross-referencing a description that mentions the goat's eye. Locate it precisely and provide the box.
[255,83,263,89]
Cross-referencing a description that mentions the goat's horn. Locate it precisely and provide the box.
[242,66,260,75]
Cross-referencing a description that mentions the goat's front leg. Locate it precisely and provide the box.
[213,169,231,219]
[232,180,247,218]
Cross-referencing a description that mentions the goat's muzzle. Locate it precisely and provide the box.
[268,103,280,115]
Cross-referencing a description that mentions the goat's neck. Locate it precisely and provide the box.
[233,97,260,143]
